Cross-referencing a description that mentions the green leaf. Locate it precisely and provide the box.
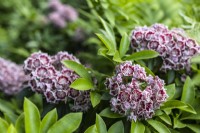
[0,99,15,114]
[181,77,194,104]
[90,92,101,107]
[84,124,97,133]
[62,60,91,80]
[108,121,124,133]
[99,17,116,48]
[119,33,130,58]
[100,108,123,118]
[147,119,170,133]
[161,100,196,114]
[180,113,200,120]
[96,33,115,55]
[40,109,57,133]
[96,114,107,133]
[165,84,175,100]
[105,10,115,26]
[187,124,200,132]
[24,98,40,133]
[191,55,200,64]
[167,70,175,84]
[158,113,172,125]
[15,113,25,133]
[48,112,82,133]
[70,78,94,91]
[173,117,186,128]
[113,51,122,62]
[130,121,145,133]
[0,117,9,133]
[136,61,155,76]
[7,124,17,133]
[125,50,159,61]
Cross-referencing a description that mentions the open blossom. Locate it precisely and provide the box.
[131,23,200,72]
[105,61,168,121]
[47,0,78,28]
[24,51,90,112]
[0,58,29,95]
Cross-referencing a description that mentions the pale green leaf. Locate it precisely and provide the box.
[119,33,130,58]
[147,119,170,133]
[108,121,124,133]
[181,77,194,104]
[0,117,9,133]
[84,124,97,133]
[125,50,159,60]
[90,92,101,107]
[96,114,107,133]
[130,121,145,133]
[165,84,175,100]
[70,78,94,91]
[7,124,17,133]
[100,108,123,118]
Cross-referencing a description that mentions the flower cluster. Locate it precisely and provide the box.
[105,61,168,121]
[0,58,29,95]
[131,23,200,71]
[24,51,90,112]
[48,0,78,28]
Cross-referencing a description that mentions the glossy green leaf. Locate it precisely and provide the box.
[161,100,196,114]
[125,50,159,61]
[62,60,91,80]
[130,121,145,133]
[40,109,57,133]
[99,108,123,118]
[0,117,9,133]
[181,77,194,104]
[24,98,40,133]
[90,92,101,107]
[15,113,25,133]
[187,124,200,132]
[70,78,94,91]
[96,114,107,133]
[7,124,17,133]
[173,117,186,128]
[84,124,97,133]
[113,51,122,62]
[48,112,82,133]
[147,119,170,133]
[119,33,130,58]
[165,84,175,100]
[99,17,116,48]
[108,121,124,133]
[96,33,115,55]
[159,113,172,125]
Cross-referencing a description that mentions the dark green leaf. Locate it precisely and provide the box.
[100,108,123,118]
[96,114,107,133]
[90,92,101,107]
[0,99,15,114]
[48,112,82,133]
[108,121,124,133]
[84,124,97,133]
[187,124,200,132]
[165,84,175,100]
[62,60,91,80]
[40,109,57,133]
[24,98,40,133]
[125,50,159,61]
[159,113,172,125]
[15,113,25,133]
[161,100,196,114]
[0,117,9,133]
[167,70,175,84]
[130,121,145,133]
[180,113,200,120]
[181,77,194,104]
[119,33,130,58]
[147,119,170,133]
[70,78,94,91]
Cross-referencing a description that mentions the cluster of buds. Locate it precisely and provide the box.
[48,0,78,28]
[0,58,29,95]
[131,23,200,72]
[24,51,90,112]
[105,61,168,121]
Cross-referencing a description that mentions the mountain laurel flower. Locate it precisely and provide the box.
[24,51,91,111]
[47,0,78,28]
[0,58,29,95]
[131,23,200,72]
[105,61,168,121]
